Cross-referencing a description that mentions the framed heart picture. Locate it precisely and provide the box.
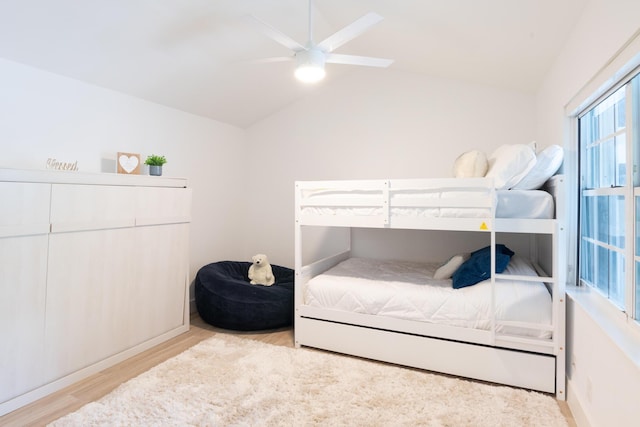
[117,152,141,175]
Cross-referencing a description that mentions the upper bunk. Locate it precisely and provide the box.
[295,175,563,235]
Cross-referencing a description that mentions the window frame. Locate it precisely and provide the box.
[577,72,639,327]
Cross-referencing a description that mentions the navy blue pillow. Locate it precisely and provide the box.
[451,244,514,289]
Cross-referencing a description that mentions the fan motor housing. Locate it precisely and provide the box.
[294,48,326,82]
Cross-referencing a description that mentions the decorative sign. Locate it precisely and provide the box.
[46,158,79,171]
[117,152,141,175]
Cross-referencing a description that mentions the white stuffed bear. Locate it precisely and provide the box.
[248,254,275,286]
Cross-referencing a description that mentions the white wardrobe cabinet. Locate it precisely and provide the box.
[0,182,50,405]
[0,169,192,416]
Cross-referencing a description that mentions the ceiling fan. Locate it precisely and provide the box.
[248,0,394,83]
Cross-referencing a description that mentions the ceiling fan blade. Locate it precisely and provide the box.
[317,12,384,53]
[246,15,305,52]
[247,56,294,64]
[325,53,393,68]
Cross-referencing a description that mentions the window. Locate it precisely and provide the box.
[579,72,640,323]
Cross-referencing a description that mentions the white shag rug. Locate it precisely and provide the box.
[50,335,567,427]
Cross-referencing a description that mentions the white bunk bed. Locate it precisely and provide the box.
[294,176,566,400]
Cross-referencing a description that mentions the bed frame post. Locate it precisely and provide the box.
[554,177,567,400]
[294,182,303,349]
[489,185,497,345]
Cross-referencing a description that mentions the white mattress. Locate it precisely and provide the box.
[301,189,554,219]
[304,256,552,338]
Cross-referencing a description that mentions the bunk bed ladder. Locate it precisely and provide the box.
[488,224,495,346]
[489,185,497,346]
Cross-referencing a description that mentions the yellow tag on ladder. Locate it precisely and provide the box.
[479,222,489,230]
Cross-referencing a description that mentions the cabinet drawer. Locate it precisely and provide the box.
[50,184,136,232]
[0,182,50,238]
[135,187,192,225]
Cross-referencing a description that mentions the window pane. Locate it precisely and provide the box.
[609,196,625,248]
[602,138,616,187]
[637,196,640,321]
[584,137,625,189]
[635,75,640,321]
[616,93,626,131]
[596,196,610,243]
[615,134,626,186]
[581,195,594,240]
[580,239,594,285]
[599,102,615,139]
[636,261,640,321]
[595,245,609,294]
[636,196,640,257]
[581,111,593,146]
[609,250,624,309]
[633,74,640,187]
[586,143,597,189]
[582,195,624,248]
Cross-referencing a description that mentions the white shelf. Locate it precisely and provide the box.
[0,168,187,188]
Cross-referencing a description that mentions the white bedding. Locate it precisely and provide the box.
[304,256,552,338]
[301,189,554,219]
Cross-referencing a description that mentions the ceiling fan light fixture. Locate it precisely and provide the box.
[294,48,326,83]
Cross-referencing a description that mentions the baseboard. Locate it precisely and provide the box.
[566,379,591,427]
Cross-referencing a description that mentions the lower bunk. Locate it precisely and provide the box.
[294,251,565,398]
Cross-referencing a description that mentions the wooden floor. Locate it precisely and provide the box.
[1,315,575,426]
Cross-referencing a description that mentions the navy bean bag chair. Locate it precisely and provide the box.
[195,261,295,331]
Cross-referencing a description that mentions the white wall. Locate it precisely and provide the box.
[245,68,536,267]
[536,1,640,426]
[566,294,640,427]
[0,58,247,300]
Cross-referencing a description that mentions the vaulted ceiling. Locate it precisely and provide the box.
[0,0,587,128]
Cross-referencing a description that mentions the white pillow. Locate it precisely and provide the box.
[433,253,470,280]
[453,150,488,178]
[512,145,564,190]
[485,144,537,189]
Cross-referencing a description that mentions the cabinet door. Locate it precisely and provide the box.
[44,228,136,380]
[45,184,139,380]
[130,187,190,343]
[0,235,48,403]
[0,182,50,403]
[130,223,190,344]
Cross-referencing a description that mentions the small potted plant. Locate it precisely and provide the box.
[145,154,167,176]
